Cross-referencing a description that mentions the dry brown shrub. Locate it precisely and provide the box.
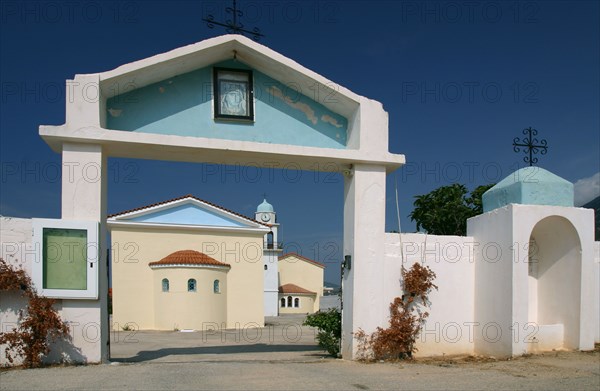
[355,262,437,361]
[0,258,70,368]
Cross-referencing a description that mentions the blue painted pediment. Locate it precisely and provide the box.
[105,60,348,149]
[119,202,251,228]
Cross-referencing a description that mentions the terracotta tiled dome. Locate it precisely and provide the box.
[149,250,230,267]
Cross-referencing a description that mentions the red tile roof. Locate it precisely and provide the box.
[278,253,325,268]
[149,250,230,268]
[108,194,270,227]
[278,283,316,295]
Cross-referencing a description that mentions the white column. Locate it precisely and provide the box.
[342,164,387,359]
[61,143,108,363]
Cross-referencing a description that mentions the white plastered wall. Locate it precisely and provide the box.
[342,164,387,358]
[594,241,599,343]
[1,217,33,366]
[0,217,89,365]
[60,143,108,363]
[263,249,279,317]
[511,205,595,353]
[384,233,476,357]
[467,204,596,356]
[467,206,515,357]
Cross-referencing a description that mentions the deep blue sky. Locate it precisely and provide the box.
[1,1,599,283]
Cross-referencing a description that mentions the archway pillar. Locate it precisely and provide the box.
[341,164,387,359]
[61,143,109,363]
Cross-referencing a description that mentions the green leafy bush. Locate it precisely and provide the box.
[304,308,341,357]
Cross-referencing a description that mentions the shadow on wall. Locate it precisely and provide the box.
[44,336,86,365]
[0,291,86,366]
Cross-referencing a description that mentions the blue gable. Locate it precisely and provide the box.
[127,203,248,228]
[105,60,348,149]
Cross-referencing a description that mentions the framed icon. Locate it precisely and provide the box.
[214,68,254,121]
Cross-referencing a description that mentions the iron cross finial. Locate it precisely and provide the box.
[262,193,268,200]
[203,0,265,41]
[513,127,548,166]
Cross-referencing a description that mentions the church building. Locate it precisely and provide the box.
[108,194,325,331]
[108,195,269,330]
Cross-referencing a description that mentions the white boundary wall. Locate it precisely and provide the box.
[383,229,600,357]
[0,217,32,366]
[1,217,90,365]
[2,216,598,364]
[384,233,476,356]
[595,241,600,343]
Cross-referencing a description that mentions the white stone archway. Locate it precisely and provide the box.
[528,215,582,351]
[37,35,404,362]
[469,203,596,357]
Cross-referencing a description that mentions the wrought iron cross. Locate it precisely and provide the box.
[513,127,548,166]
[202,0,265,41]
[262,193,268,199]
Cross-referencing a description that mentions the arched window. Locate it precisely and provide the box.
[267,231,274,249]
[187,278,196,292]
[280,298,286,308]
[287,296,293,307]
[264,264,268,271]
[294,298,300,308]
[213,279,220,293]
[161,278,169,292]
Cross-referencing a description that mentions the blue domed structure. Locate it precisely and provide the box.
[482,167,574,212]
[257,199,274,213]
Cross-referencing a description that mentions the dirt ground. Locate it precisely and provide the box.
[1,314,598,390]
[1,342,598,390]
[412,344,600,379]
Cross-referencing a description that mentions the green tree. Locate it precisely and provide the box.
[409,183,494,235]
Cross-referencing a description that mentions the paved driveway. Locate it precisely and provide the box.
[109,314,327,363]
[1,315,598,390]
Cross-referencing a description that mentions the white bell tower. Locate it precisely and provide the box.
[256,198,281,316]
